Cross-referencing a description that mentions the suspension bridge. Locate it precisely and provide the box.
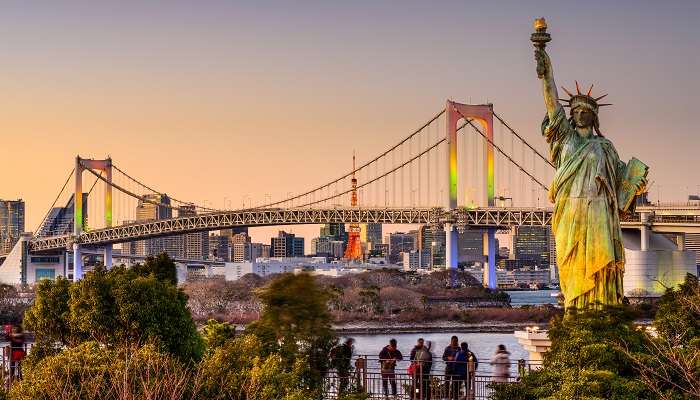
[2,101,699,288]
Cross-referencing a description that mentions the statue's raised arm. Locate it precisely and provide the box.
[531,18,561,120]
[535,48,561,120]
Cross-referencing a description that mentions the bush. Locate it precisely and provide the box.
[10,342,198,400]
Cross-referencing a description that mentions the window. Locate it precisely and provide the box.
[31,256,60,263]
[35,268,56,281]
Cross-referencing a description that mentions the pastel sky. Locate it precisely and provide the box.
[1,1,698,246]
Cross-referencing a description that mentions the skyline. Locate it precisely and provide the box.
[1,1,698,246]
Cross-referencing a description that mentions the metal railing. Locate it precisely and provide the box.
[323,355,538,399]
[1,343,30,390]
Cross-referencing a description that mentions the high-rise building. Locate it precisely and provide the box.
[361,223,383,250]
[232,232,252,262]
[209,233,231,261]
[271,231,304,258]
[179,204,209,260]
[312,236,332,257]
[37,194,88,237]
[250,243,270,259]
[387,231,417,264]
[0,199,25,255]
[514,226,551,267]
[131,194,172,256]
[418,225,446,268]
[457,229,486,265]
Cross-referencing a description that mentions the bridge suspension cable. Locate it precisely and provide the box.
[34,168,75,235]
[111,163,221,212]
[492,111,554,169]
[456,109,550,192]
[258,109,446,208]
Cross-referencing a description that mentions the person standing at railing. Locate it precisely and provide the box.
[489,344,511,383]
[413,340,433,400]
[330,338,354,395]
[379,338,403,399]
[442,336,461,399]
[8,325,25,382]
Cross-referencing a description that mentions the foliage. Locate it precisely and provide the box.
[491,306,651,400]
[623,274,700,400]
[23,276,72,344]
[23,254,204,362]
[10,341,199,400]
[246,273,337,390]
[131,253,178,285]
[201,319,237,353]
[199,334,312,400]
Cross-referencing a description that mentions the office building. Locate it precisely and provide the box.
[271,231,304,258]
[457,229,486,265]
[37,194,88,238]
[418,225,446,268]
[361,223,383,249]
[209,233,231,261]
[387,231,417,264]
[402,250,432,271]
[0,199,25,255]
[513,226,551,268]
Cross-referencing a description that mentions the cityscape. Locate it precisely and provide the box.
[0,2,698,400]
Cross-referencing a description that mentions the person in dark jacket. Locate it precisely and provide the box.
[442,335,461,399]
[452,342,471,398]
[379,338,403,398]
[330,338,354,395]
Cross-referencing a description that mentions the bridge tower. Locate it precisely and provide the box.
[445,101,497,289]
[344,153,363,261]
[73,156,113,281]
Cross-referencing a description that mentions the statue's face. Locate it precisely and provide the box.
[572,107,595,128]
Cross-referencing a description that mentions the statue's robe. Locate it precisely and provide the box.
[543,106,626,309]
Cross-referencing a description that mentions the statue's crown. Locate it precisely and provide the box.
[559,81,611,112]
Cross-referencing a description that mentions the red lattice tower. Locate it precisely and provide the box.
[344,153,363,261]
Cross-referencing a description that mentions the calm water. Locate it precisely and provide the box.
[506,289,559,306]
[346,332,527,375]
[342,291,556,374]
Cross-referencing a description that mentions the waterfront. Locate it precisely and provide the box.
[505,289,560,306]
[346,332,527,375]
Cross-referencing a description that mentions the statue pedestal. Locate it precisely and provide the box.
[514,330,551,369]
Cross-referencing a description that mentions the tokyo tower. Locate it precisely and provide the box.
[343,153,363,261]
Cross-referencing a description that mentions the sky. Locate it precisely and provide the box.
[1,1,698,247]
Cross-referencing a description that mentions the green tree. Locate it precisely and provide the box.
[23,254,203,363]
[201,319,237,353]
[624,274,700,399]
[23,276,72,344]
[246,273,337,391]
[492,306,651,400]
[131,253,178,285]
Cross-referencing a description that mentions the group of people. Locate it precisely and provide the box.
[330,336,512,399]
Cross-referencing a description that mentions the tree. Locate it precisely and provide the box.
[131,253,178,285]
[201,319,237,353]
[246,273,337,390]
[491,306,651,400]
[623,274,700,399]
[23,254,203,363]
[23,277,72,344]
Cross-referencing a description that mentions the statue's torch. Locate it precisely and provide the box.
[531,18,551,78]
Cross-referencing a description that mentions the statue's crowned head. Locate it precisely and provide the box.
[560,81,611,135]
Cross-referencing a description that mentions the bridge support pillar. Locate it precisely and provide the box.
[484,228,497,289]
[445,223,458,275]
[640,212,650,251]
[104,246,113,268]
[73,243,83,282]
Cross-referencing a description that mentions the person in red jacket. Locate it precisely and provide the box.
[8,325,25,380]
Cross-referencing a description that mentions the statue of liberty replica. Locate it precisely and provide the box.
[532,18,648,309]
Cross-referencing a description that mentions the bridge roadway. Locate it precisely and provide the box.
[28,205,700,252]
